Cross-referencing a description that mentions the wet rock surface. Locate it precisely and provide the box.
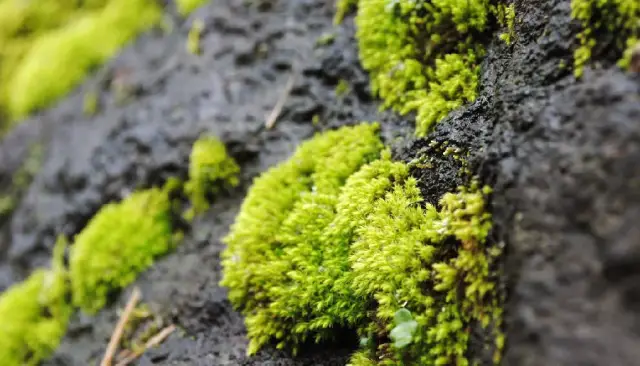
[0,0,639,365]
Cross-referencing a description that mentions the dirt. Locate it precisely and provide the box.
[0,0,639,365]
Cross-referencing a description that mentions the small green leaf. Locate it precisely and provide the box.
[390,320,418,348]
[394,308,413,324]
[360,337,369,347]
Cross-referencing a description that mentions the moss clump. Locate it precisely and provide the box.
[356,0,492,136]
[571,0,640,76]
[496,3,516,45]
[348,181,502,365]
[0,237,72,366]
[221,123,503,364]
[6,0,161,121]
[187,19,205,55]
[176,0,209,15]
[335,0,359,25]
[70,187,174,314]
[0,143,44,224]
[184,135,240,219]
[221,123,384,353]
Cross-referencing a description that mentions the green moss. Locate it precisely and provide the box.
[6,0,161,121]
[221,123,384,353]
[70,187,174,314]
[176,0,209,15]
[496,4,516,45]
[0,236,72,366]
[355,0,491,136]
[187,19,205,55]
[221,123,503,364]
[336,79,351,96]
[335,0,358,25]
[184,135,240,220]
[571,0,640,76]
[0,0,164,132]
[83,90,100,116]
[316,33,336,47]
[347,180,501,365]
[0,143,44,224]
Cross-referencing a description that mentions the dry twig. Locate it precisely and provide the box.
[265,72,296,129]
[115,325,176,366]
[100,287,142,366]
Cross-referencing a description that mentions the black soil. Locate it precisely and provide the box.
[0,0,639,365]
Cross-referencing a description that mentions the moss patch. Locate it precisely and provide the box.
[355,0,495,137]
[0,143,44,225]
[184,135,240,220]
[0,0,210,134]
[70,187,174,314]
[177,0,210,15]
[0,237,72,366]
[6,0,161,122]
[571,0,640,76]
[221,123,503,364]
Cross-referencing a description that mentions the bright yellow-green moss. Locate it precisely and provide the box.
[335,0,358,25]
[221,123,503,364]
[348,182,502,365]
[176,0,209,15]
[571,0,640,76]
[496,3,516,45]
[70,187,174,314]
[221,123,384,352]
[0,237,72,366]
[355,0,491,136]
[0,143,44,222]
[6,0,162,121]
[184,135,240,220]
[187,19,205,55]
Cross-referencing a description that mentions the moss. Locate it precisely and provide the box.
[496,3,516,45]
[0,143,44,224]
[336,79,351,96]
[187,19,205,55]
[183,135,240,220]
[176,0,209,15]
[571,0,640,76]
[70,187,174,314]
[347,180,501,365]
[0,0,162,132]
[221,123,503,364]
[355,0,491,136]
[6,0,161,121]
[221,123,384,353]
[0,236,72,366]
[316,33,336,47]
[335,0,359,25]
[83,90,100,116]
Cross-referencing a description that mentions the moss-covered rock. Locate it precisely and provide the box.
[355,0,492,136]
[70,187,174,314]
[571,0,640,76]
[0,237,72,366]
[184,135,240,220]
[221,123,503,364]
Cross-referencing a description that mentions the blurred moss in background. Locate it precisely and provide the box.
[0,0,208,136]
